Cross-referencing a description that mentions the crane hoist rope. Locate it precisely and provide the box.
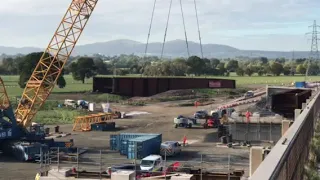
[160,0,173,60]
[144,0,157,59]
[15,0,99,127]
[193,0,204,59]
[179,0,190,58]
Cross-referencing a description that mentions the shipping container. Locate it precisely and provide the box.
[127,135,162,160]
[110,134,120,150]
[110,133,162,151]
[295,81,306,88]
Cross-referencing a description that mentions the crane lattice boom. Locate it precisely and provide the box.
[0,77,10,109]
[15,0,99,127]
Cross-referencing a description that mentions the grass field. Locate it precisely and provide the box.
[1,75,93,97]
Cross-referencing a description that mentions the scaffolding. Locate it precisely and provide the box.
[72,113,114,132]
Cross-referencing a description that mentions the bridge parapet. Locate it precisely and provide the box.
[250,88,320,180]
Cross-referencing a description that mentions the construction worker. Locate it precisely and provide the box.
[245,110,252,123]
[183,135,187,147]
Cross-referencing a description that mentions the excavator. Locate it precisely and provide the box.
[0,0,98,161]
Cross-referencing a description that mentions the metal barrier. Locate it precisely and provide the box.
[37,147,247,179]
[250,89,320,180]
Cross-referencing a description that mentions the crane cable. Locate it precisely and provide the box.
[144,0,157,58]
[193,0,204,59]
[179,0,190,58]
[142,0,157,77]
[160,0,173,60]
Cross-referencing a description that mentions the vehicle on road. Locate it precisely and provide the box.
[244,91,254,98]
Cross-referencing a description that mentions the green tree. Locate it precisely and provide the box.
[270,62,283,76]
[259,57,268,64]
[244,66,254,76]
[186,56,205,75]
[283,65,291,76]
[2,57,19,74]
[296,64,306,74]
[236,68,244,76]
[18,52,66,88]
[70,57,97,83]
[307,62,319,75]
[94,58,110,75]
[225,60,239,72]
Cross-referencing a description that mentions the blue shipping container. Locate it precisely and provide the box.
[295,81,306,88]
[127,135,162,159]
[110,133,161,151]
[110,135,119,150]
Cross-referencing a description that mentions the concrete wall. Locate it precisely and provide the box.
[229,123,281,142]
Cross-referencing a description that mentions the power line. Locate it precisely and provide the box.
[305,20,320,81]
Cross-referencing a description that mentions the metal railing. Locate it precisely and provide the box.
[37,147,247,180]
[250,89,320,180]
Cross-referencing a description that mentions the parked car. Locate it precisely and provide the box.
[194,110,208,119]
[140,155,164,172]
[64,99,77,108]
[160,141,182,157]
[174,115,197,128]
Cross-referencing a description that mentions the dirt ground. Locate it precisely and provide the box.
[0,88,267,180]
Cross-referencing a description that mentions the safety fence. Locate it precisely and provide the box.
[37,147,247,179]
[250,89,320,180]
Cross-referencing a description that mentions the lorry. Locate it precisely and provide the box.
[140,155,164,172]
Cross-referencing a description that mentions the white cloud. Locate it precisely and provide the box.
[0,0,319,51]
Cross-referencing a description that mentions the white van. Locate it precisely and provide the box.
[140,155,164,172]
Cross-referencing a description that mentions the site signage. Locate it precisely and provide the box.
[209,81,221,88]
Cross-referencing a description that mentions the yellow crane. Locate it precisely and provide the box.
[15,0,99,127]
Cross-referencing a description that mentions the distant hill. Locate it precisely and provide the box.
[0,39,310,59]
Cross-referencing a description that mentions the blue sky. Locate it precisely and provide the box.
[0,0,319,51]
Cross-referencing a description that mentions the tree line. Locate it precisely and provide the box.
[0,52,318,88]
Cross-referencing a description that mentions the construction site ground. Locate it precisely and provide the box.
[0,89,266,180]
